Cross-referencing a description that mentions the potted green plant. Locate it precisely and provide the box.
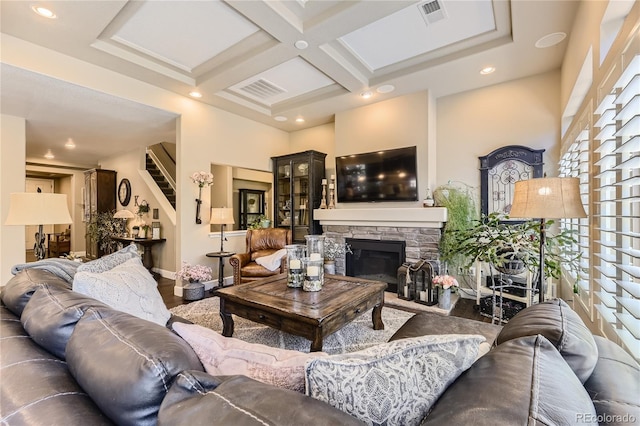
[248,214,270,230]
[136,200,150,219]
[86,210,126,254]
[433,183,478,274]
[323,238,352,274]
[447,212,581,283]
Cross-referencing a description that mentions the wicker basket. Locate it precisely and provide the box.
[495,260,526,275]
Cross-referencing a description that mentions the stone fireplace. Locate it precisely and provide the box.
[315,208,446,291]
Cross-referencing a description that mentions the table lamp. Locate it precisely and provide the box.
[509,177,587,303]
[210,207,234,254]
[5,192,73,260]
[113,209,135,236]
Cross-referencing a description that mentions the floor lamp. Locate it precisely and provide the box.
[509,177,587,303]
[210,207,235,254]
[4,192,73,260]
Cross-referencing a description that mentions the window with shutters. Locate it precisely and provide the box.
[591,52,639,360]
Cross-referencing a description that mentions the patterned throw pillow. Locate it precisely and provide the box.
[173,322,328,393]
[77,243,139,274]
[305,334,484,426]
[73,257,170,326]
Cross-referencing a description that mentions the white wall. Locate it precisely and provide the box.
[289,123,335,176]
[100,147,176,275]
[436,71,562,194]
[1,114,27,285]
[334,91,431,208]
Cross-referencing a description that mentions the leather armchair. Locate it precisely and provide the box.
[229,228,292,285]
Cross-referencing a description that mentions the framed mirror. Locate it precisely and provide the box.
[479,145,544,218]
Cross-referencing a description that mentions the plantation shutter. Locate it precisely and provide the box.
[592,53,639,359]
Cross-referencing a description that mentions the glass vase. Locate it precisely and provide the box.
[303,257,324,292]
[286,244,306,288]
[305,235,325,262]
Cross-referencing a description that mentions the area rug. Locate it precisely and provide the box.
[170,297,414,355]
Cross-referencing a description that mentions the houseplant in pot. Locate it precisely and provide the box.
[445,212,581,289]
[323,238,352,274]
[176,261,213,301]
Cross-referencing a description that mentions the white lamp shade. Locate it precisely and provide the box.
[210,207,235,225]
[5,192,73,225]
[510,177,587,219]
[113,209,136,219]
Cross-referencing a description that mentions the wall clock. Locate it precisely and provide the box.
[118,178,131,206]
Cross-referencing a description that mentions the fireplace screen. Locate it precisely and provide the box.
[345,239,406,293]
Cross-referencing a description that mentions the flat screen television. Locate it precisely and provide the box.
[336,146,418,202]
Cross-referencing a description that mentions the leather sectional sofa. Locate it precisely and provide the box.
[1,268,638,425]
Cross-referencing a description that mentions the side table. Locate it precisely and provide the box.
[112,237,166,272]
[206,251,235,290]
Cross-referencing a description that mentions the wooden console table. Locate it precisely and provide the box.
[112,237,166,271]
[214,274,386,352]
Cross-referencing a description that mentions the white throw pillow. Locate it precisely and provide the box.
[305,334,484,426]
[77,243,140,274]
[73,257,170,326]
[255,248,286,271]
[173,322,328,393]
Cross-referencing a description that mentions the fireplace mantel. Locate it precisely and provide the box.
[314,207,447,228]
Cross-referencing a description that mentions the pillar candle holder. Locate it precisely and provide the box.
[320,181,328,209]
[328,178,336,209]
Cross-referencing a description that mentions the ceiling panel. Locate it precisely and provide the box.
[111,0,259,72]
[339,0,496,71]
[228,57,335,107]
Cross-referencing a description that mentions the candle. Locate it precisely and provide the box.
[290,259,301,270]
[307,265,319,277]
[404,287,409,298]
[329,183,334,189]
[321,179,327,185]
[420,291,426,302]
[309,253,322,261]
[330,174,335,180]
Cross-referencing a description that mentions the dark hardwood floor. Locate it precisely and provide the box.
[157,276,489,322]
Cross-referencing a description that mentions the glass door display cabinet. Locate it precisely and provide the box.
[272,150,326,243]
[238,189,265,230]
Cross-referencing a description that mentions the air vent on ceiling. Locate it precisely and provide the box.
[418,0,448,25]
[238,78,286,100]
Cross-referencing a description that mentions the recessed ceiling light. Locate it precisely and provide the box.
[376,85,395,94]
[361,91,373,99]
[535,32,567,48]
[294,40,309,50]
[31,6,56,19]
[274,116,287,122]
[65,138,75,149]
[44,149,55,159]
[295,117,305,123]
[189,91,203,98]
[480,66,495,75]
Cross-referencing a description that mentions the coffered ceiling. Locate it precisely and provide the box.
[0,0,579,165]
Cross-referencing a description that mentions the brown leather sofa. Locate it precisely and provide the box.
[229,228,292,285]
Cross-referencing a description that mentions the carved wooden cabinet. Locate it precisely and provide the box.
[84,169,116,259]
[272,150,326,243]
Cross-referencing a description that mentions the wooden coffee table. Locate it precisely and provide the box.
[214,274,387,352]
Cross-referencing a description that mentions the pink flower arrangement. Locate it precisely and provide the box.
[176,262,212,283]
[190,171,214,188]
[432,275,459,290]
